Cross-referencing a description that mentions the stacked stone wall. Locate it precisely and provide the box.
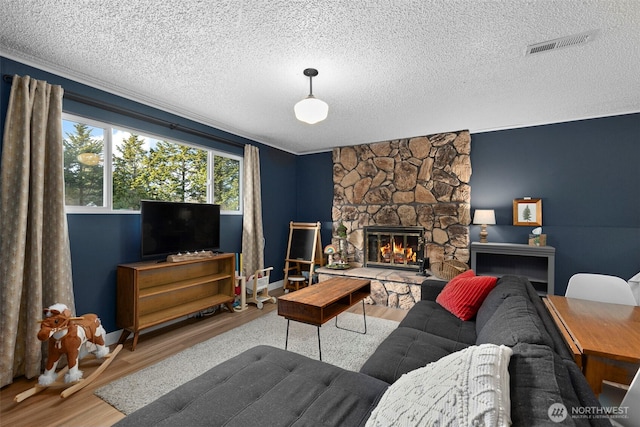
[332,130,471,266]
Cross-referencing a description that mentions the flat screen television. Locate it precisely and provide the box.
[140,200,221,259]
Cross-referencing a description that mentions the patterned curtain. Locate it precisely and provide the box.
[241,145,264,276]
[0,75,75,387]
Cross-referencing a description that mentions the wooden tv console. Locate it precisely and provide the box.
[116,253,236,350]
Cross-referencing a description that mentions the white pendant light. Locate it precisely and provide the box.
[294,68,328,124]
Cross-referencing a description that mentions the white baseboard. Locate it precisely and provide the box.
[105,314,192,346]
[106,279,285,347]
[105,330,124,347]
[269,279,283,291]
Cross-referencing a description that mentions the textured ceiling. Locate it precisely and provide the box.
[1,1,639,154]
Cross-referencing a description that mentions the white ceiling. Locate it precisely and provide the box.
[1,1,639,154]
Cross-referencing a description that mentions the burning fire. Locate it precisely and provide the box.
[380,240,417,264]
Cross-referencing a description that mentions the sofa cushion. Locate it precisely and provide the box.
[563,360,612,426]
[509,343,588,426]
[115,345,389,427]
[360,327,469,384]
[436,270,498,320]
[476,275,533,332]
[420,278,449,301]
[476,295,554,348]
[399,300,477,345]
[366,344,513,427]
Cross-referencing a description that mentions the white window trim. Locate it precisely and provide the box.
[212,151,243,216]
[62,112,243,215]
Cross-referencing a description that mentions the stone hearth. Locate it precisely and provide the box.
[317,266,433,310]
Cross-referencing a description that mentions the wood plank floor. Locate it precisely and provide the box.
[0,290,407,427]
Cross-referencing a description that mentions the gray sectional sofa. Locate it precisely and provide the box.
[115,275,610,426]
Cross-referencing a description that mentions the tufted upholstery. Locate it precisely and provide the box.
[115,345,389,427]
[476,295,555,348]
[508,342,595,426]
[398,300,477,344]
[359,327,470,384]
[116,275,610,427]
[361,275,611,427]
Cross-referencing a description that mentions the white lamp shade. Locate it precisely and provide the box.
[294,95,329,124]
[473,209,496,225]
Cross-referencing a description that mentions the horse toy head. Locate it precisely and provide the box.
[37,303,81,342]
[37,303,109,386]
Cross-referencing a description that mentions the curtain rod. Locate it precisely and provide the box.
[2,74,245,149]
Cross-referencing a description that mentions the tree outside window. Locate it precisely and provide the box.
[63,115,242,213]
[112,135,208,210]
[213,155,240,211]
[63,123,104,207]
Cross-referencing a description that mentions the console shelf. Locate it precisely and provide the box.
[470,242,555,295]
[139,273,232,298]
[138,295,233,328]
[117,253,235,350]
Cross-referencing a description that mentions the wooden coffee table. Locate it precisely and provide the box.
[277,277,371,360]
[544,295,640,394]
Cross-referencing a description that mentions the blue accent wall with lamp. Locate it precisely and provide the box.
[469,115,640,294]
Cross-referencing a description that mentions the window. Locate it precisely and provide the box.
[212,154,241,211]
[63,114,242,214]
[63,120,106,208]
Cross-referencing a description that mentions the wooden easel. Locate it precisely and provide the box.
[283,222,323,290]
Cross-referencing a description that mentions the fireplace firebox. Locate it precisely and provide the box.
[364,226,425,271]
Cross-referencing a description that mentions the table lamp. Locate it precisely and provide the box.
[473,209,496,243]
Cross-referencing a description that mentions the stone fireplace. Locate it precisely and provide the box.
[328,130,472,309]
[332,130,472,267]
[363,225,425,271]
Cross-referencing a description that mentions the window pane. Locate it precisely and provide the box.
[63,121,105,207]
[112,130,149,210]
[63,114,242,213]
[112,131,208,210]
[213,155,240,211]
[145,140,208,204]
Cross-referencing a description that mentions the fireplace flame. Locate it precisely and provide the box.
[380,240,417,264]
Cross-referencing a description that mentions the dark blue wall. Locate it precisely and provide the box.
[259,146,298,275]
[297,116,640,295]
[3,56,639,334]
[296,151,335,247]
[469,116,640,294]
[1,57,297,332]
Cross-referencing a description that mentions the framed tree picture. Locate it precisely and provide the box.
[513,198,542,226]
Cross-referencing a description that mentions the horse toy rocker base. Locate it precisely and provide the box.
[14,303,122,403]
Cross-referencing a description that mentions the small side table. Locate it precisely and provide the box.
[278,277,370,360]
[470,242,555,295]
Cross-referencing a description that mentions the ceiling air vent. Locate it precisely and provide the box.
[526,30,598,56]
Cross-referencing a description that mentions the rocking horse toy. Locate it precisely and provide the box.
[14,303,122,402]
